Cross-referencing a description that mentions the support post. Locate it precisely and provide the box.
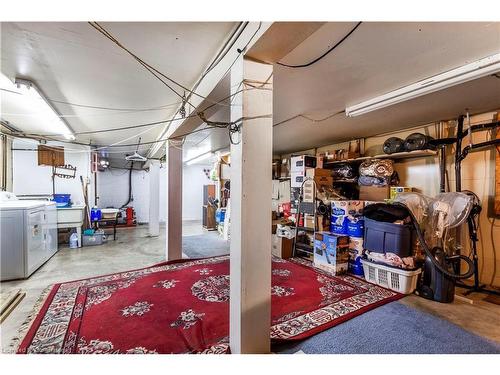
[148,160,160,237]
[229,57,273,353]
[165,141,183,260]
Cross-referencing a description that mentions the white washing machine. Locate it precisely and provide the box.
[0,192,58,281]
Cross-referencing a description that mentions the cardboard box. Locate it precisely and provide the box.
[303,214,315,229]
[291,155,316,172]
[278,202,291,218]
[291,171,306,188]
[359,185,390,201]
[390,186,413,200]
[313,232,349,275]
[339,151,360,160]
[272,234,293,259]
[303,214,326,230]
[305,168,332,178]
[316,155,324,169]
[302,176,334,202]
[280,158,290,178]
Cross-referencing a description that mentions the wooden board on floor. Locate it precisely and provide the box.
[0,290,25,323]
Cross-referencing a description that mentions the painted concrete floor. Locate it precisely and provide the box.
[0,221,206,352]
[1,222,499,352]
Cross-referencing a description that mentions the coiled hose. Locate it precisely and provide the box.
[393,202,475,280]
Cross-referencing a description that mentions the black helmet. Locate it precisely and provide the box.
[383,137,405,154]
[404,133,436,152]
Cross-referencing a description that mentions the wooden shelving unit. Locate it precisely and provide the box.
[323,149,438,166]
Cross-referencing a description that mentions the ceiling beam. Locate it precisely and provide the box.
[245,22,325,64]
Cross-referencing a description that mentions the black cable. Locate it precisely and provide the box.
[393,202,475,279]
[89,22,198,109]
[121,161,134,208]
[202,22,248,77]
[277,22,362,68]
[6,23,266,150]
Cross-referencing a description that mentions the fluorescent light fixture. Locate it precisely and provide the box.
[14,78,75,140]
[184,151,214,166]
[346,53,500,117]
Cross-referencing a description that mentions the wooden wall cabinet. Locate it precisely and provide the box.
[38,145,64,166]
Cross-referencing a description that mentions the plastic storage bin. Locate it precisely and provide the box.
[82,232,105,246]
[361,259,421,294]
[363,217,413,257]
[101,208,119,219]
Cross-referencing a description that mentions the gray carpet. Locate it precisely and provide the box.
[273,301,500,354]
[182,233,230,259]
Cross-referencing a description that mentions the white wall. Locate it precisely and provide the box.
[12,138,94,206]
[97,163,211,223]
[182,164,213,221]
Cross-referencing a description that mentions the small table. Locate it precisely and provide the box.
[93,214,118,241]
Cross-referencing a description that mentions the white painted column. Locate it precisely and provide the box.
[229,57,273,353]
[148,160,160,237]
[165,141,183,260]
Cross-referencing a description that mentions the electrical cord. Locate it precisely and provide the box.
[5,23,266,153]
[276,22,362,68]
[0,87,183,112]
[90,22,200,109]
[393,202,475,279]
[273,110,345,127]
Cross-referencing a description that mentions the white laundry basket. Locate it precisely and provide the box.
[361,259,421,294]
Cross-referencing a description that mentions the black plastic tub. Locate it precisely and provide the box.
[363,217,413,257]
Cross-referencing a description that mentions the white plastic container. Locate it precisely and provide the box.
[69,233,79,249]
[361,259,421,294]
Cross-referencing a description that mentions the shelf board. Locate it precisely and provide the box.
[296,226,315,232]
[323,149,438,165]
[295,243,313,253]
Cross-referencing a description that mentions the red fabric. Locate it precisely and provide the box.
[17,256,402,354]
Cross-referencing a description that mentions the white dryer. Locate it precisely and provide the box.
[0,192,58,281]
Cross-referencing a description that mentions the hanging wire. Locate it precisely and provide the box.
[276,22,362,68]
[4,23,268,153]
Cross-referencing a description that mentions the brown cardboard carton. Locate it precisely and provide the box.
[306,168,333,178]
[359,185,390,201]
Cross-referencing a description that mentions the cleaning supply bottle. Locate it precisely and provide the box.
[69,233,79,249]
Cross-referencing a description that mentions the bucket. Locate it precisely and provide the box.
[53,194,71,208]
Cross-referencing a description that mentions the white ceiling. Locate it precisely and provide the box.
[0,22,236,157]
[273,22,500,153]
[2,22,499,161]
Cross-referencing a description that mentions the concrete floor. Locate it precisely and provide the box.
[1,221,499,352]
[0,221,204,352]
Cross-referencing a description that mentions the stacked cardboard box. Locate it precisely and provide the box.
[313,232,349,275]
[303,168,333,202]
[290,155,317,213]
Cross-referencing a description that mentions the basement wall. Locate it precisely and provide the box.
[11,138,95,206]
[282,110,500,287]
[97,163,211,223]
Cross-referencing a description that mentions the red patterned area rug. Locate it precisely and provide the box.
[16,256,402,354]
